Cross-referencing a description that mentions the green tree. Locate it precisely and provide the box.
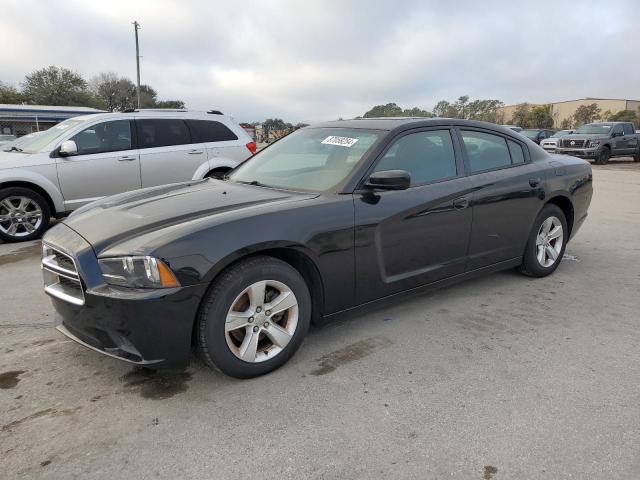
[465,99,505,123]
[22,66,97,106]
[432,100,454,117]
[608,109,637,122]
[89,72,135,111]
[0,82,24,103]
[363,103,404,117]
[572,103,601,127]
[559,118,573,129]
[511,103,531,128]
[155,100,185,109]
[262,118,288,132]
[526,104,554,128]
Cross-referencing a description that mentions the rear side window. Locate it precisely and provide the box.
[137,119,191,148]
[461,131,512,172]
[187,120,238,142]
[508,140,525,164]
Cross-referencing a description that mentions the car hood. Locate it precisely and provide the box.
[62,179,316,254]
[564,134,609,141]
[0,151,40,169]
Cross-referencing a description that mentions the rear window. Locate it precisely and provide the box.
[137,119,192,148]
[461,130,512,172]
[187,120,238,142]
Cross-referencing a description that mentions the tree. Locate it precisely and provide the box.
[262,118,288,132]
[559,118,573,129]
[510,103,531,128]
[465,99,504,123]
[453,95,470,118]
[0,82,24,104]
[432,100,454,117]
[90,72,185,111]
[608,109,637,123]
[526,104,554,128]
[572,103,601,127]
[21,66,97,106]
[155,100,185,109]
[363,103,430,118]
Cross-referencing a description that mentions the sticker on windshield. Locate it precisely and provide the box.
[321,136,359,147]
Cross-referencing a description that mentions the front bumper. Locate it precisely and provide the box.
[43,223,207,369]
[556,147,599,159]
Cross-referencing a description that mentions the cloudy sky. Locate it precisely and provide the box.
[1,0,638,123]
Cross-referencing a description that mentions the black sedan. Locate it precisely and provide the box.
[42,118,593,378]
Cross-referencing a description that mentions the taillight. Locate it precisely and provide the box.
[246,142,257,155]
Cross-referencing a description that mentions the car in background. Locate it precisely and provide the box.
[42,118,593,378]
[0,109,255,242]
[555,122,640,165]
[540,129,575,153]
[520,129,556,144]
[501,125,522,132]
[0,134,16,148]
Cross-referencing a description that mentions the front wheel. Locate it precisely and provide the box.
[518,204,567,277]
[0,187,51,242]
[197,256,311,378]
[595,147,610,165]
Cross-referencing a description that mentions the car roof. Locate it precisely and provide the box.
[73,110,233,122]
[309,117,519,133]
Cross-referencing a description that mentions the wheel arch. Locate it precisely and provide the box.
[191,243,326,347]
[545,194,574,238]
[0,180,59,216]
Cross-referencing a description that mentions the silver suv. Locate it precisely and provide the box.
[0,109,255,242]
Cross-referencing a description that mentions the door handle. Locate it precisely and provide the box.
[529,178,541,187]
[118,155,137,161]
[453,197,469,210]
[188,149,204,155]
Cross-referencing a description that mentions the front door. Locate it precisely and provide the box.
[56,119,141,210]
[354,128,473,304]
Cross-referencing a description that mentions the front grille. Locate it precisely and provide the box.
[42,244,85,306]
[561,139,586,148]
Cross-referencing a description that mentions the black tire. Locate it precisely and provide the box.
[197,256,311,378]
[633,152,640,163]
[206,168,231,179]
[518,204,568,278]
[595,146,610,165]
[0,187,51,243]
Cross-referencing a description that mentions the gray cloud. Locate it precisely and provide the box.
[1,0,638,122]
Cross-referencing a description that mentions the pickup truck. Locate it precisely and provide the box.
[555,121,640,164]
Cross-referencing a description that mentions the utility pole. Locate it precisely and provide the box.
[133,21,141,109]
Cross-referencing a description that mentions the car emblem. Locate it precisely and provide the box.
[570,140,575,146]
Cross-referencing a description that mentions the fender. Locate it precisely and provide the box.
[0,168,66,214]
[191,157,241,180]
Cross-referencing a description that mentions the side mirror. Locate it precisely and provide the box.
[365,170,410,191]
[59,140,78,157]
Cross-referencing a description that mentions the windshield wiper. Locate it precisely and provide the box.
[235,180,265,186]
[4,146,23,152]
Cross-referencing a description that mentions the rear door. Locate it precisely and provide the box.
[56,119,141,210]
[354,128,473,303]
[186,119,246,166]
[137,118,207,187]
[459,128,544,270]
[622,123,638,154]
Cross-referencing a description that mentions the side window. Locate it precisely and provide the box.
[461,130,512,172]
[137,119,191,148]
[612,125,624,136]
[508,140,525,163]
[374,130,457,186]
[623,124,634,135]
[187,120,238,142]
[71,120,132,155]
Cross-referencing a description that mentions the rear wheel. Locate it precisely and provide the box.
[595,146,610,165]
[197,256,311,378]
[518,204,567,278]
[0,187,51,242]
[633,151,640,163]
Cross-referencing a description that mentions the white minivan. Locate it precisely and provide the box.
[0,109,255,242]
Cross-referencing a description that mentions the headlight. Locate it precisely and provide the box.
[99,256,180,288]
[589,140,601,148]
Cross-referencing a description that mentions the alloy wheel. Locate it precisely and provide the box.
[0,196,43,238]
[536,216,563,268]
[224,280,299,363]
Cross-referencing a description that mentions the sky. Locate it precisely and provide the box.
[1,0,638,123]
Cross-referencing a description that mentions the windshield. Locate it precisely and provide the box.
[228,127,382,192]
[521,130,542,139]
[575,124,612,135]
[551,130,573,138]
[5,118,87,153]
